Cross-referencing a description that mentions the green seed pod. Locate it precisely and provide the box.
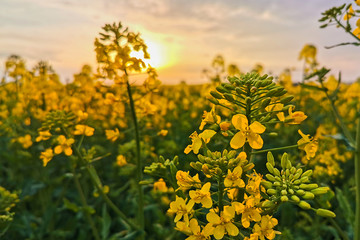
[281,190,287,195]
[261,98,271,109]
[281,153,288,170]
[266,163,275,174]
[210,91,223,99]
[300,183,318,190]
[266,174,276,182]
[296,189,305,196]
[262,200,275,208]
[311,187,329,195]
[216,85,228,93]
[261,181,273,189]
[267,189,277,195]
[224,93,235,102]
[302,170,313,178]
[267,151,275,166]
[316,209,336,218]
[298,201,311,210]
[280,196,289,202]
[291,195,300,203]
[302,192,315,200]
[280,95,294,104]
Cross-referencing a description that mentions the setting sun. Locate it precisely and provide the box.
[130,39,167,69]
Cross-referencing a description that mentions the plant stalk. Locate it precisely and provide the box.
[355,114,360,240]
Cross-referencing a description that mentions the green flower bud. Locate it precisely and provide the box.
[266,174,276,182]
[273,181,281,187]
[311,187,329,195]
[227,150,237,159]
[302,170,313,178]
[288,189,294,195]
[281,196,289,202]
[290,167,296,174]
[262,200,275,208]
[190,162,202,171]
[243,163,254,172]
[281,190,287,195]
[316,209,336,218]
[224,93,235,102]
[208,98,219,105]
[216,85,228,93]
[285,169,290,177]
[265,88,278,97]
[300,183,318,190]
[223,83,235,91]
[293,179,301,185]
[300,176,309,183]
[273,168,281,177]
[267,152,275,166]
[210,91,223,99]
[296,189,305,196]
[235,87,243,95]
[274,176,282,182]
[291,195,300,203]
[280,95,294,104]
[261,181,273,189]
[302,192,315,200]
[267,189,277,195]
[298,201,311,210]
[266,163,275,174]
[281,153,288,170]
[261,98,271,109]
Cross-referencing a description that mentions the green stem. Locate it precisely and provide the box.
[251,143,303,155]
[125,72,145,233]
[355,115,360,240]
[218,176,224,212]
[70,162,101,240]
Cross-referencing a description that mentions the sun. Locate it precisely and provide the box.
[130,39,167,69]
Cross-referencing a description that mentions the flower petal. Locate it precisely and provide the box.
[249,121,266,134]
[230,132,246,149]
[232,114,248,131]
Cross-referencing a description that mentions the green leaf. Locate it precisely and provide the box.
[63,198,79,213]
[336,188,355,230]
[101,205,111,240]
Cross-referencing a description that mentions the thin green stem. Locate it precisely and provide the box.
[355,115,360,240]
[251,143,304,155]
[125,71,145,234]
[70,163,101,240]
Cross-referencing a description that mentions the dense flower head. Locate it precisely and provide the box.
[204,206,239,239]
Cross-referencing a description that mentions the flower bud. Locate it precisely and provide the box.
[302,170,313,178]
[266,163,275,174]
[262,200,275,208]
[216,85,228,93]
[280,196,289,202]
[299,183,318,190]
[261,181,273,189]
[316,209,336,218]
[311,187,329,195]
[296,189,305,196]
[267,151,275,166]
[266,174,276,182]
[298,201,311,210]
[302,192,315,200]
[291,195,300,203]
[267,189,277,195]
[210,91,223,99]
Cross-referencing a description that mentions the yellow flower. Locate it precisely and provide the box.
[106,128,120,142]
[265,103,285,122]
[344,4,354,21]
[232,195,262,228]
[186,218,211,240]
[157,129,168,136]
[36,130,52,142]
[230,114,266,149]
[168,196,194,224]
[297,130,318,160]
[77,110,88,121]
[176,171,202,191]
[199,106,221,130]
[356,0,360,6]
[204,206,239,239]
[74,124,94,136]
[40,148,54,167]
[17,134,33,149]
[154,178,168,192]
[54,135,74,156]
[116,155,127,167]
[189,182,213,208]
[353,27,360,39]
[287,106,307,125]
[246,171,263,197]
[176,221,192,235]
[24,117,31,126]
[252,215,281,240]
[184,130,216,154]
[224,166,245,188]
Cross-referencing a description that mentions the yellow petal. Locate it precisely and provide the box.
[230,132,246,149]
[214,225,225,240]
[248,133,263,149]
[249,121,266,134]
[199,129,216,142]
[232,114,248,130]
[225,223,239,236]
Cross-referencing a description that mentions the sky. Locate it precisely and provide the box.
[1,0,359,84]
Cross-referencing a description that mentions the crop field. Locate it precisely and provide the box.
[0,1,360,240]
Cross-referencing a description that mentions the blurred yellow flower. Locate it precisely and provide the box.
[17,134,33,149]
[74,124,94,136]
[344,4,354,20]
[116,155,127,167]
[40,148,54,167]
[106,128,120,142]
[153,178,168,192]
[36,130,52,142]
[54,135,74,156]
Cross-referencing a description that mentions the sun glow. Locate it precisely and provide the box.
[130,39,167,69]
